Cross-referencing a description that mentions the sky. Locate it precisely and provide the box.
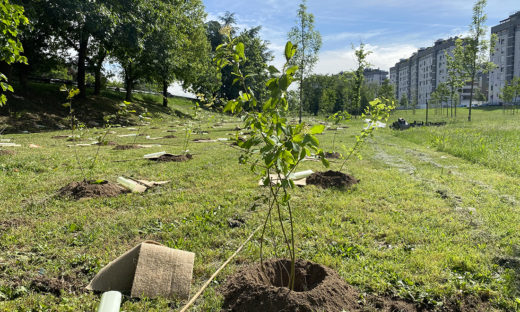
[202,0,519,74]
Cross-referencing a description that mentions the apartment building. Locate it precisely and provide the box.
[363,68,388,86]
[390,38,458,107]
[489,11,520,104]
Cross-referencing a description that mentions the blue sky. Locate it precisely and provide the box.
[202,0,519,74]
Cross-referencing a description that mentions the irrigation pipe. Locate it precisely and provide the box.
[179,224,262,312]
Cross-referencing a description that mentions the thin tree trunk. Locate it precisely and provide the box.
[77,28,89,98]
[162,79,168,107]
[299,18,305,124]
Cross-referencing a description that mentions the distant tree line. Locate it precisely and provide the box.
[298,73,394,116]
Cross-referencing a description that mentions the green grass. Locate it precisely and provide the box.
[1,105,520,311]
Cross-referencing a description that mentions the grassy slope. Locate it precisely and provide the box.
[0,103,519,311]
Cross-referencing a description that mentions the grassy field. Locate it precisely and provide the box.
[1,100,520,311]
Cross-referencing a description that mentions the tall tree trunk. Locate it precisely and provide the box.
[125,65,133,101]
[77,29,89,98]
[162,79,168,107]
[94,50,107,96]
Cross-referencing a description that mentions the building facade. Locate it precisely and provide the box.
[363,68,388,86]
[489,11,520,104]
[390,38,461,108]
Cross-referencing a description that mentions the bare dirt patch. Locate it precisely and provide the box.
[325,151,341,159]
[150,153,193,162]
[0,149,15,156]
[57,180,129,200]
[163,135,177,139]
[113,144,142,150]
[221,259,417,312]
[94,141,117,146]
[306,170,359,189]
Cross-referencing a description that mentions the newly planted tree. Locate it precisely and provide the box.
[457,0,496,121]
[500,77,520,115]
[216,35,328,290]
[288,0,322,123]
[445,41,467,117]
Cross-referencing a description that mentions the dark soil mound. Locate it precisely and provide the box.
[51,135,70,139]
[164,135,177,139]
[325,151,341,159]
[113,144,142,150]
[221,259,417,312]
[95,141,117,146]
[58,180,129,200]
[0,150,15,156]
[151,153,192,162]
[306,170,358,189]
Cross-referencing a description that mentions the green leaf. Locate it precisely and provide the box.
[92,179,107,184]
[285,41,295,61]
[268,66,280,75]
[286,65,298,76]
[309,124,325,134]
[236,42,245,59]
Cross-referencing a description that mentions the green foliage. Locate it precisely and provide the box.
[216,38,328,290]
[399,94,408,109]
[352,43,372,115]
[339,98,395,171]
[456,0,497,121]
[500,77,520,114]
[288,0,322,122]
[0,0,28,106]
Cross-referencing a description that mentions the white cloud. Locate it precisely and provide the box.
[313,44,419,74]
[323,30,385,43]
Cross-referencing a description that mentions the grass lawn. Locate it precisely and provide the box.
[1,100,519,311]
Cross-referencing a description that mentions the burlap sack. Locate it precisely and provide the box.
[86,241,194,300]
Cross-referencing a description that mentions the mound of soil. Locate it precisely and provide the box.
[113,144,142,150]
[0,149,15,156]
[221,259,416,312]
[325,152,341,159]
[151,153,192,162]
[306,170,359,189]
[95,141,117,146]
[163,135,177,139]
[58,180,129,200]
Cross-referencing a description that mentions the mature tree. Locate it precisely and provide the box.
[110,0,159,101]
[288,0,322,123]
[0,0,28,106]
[11,0,58,93]
[206,15,272,106]
[143,0,209,107]
[42,0,115,98]
[458,0,496,121]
